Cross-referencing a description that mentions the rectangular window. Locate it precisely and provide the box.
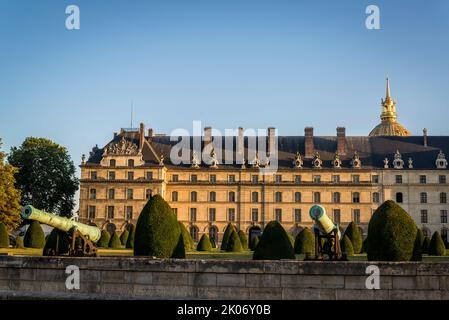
[420,192,427,204]
[209,192,216,202]
[275,192,282,203]
[372,175,379,183]
[107,206,114,219]
[313,175,321,183]
[229,192,235,202]
[191,175,197,182]
[353,209,361,224]
[108,189,115,200]
[313,192,321,203]
[395,175,403,184]
[146,172,153,180]
[251,209,258,222]
[275,175,282,183]
[352,175,360,183]
[210,175,216,183]
[229,175,235,183]
[352,192,360,203]
[275,209,282,222]
[333,209,341,224]
[252,192,259,203]
[127,189,133,200]
[172,191,178,202]
[88,206,96,219]
[439,175,446,184]
[294,192,301,203]
[127,171,134,180]
[441,210,448,224]
[294,209,301,223]
[209,208,216,222]
[419,175,427,184]
[191,192,197,202]
[332,175,340,183]
[89,189,96,200]
[90,171,97,180]
[252,175,259,184]
[372,192,380,203]
[294,175,301,184]
[421,210,428,223]
[190,208,197,222]
[108,171,115,180]
[125,206,133,220]
[228,208,235,222]
[172,174,179,182]
[333,192,341,203]
[146,189,152,199]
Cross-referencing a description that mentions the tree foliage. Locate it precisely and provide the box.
[238,230,248,250]
[120,229,129,246]
[197,234,212,251]
[0,139,21,230]
[226,230,243,252]
[341,235,354,257]
[179,222,194,252]
[411,228,424,261]
[0,222,10,248]
[126,224,135,249]
[294,227,315,254]
[43,228,70,255]
[24,220,45,248]
[221,223,236,250]
[428,231,446,256]
[97,230,111,248]
[344,221,363,254]
[7,137,78,217]
[253,221,295,260]
[109,231,122,248]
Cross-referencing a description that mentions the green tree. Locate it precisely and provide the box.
[120,230,129,246]
[226,230,243,252]
[43,229,70,255]
[221,223,236,250]
[341,235,354,257]
[109,231,122,248]
[0,222,10,248]
[344,222,363,254]
[238,230,248,250]
[0,139,21,230]
[97,230,111,248]
[179,222,193,252]
[422,236,431,254]
[367,200,417,261]
[134,195,182,258]
[411,228,424,261]
[428,231,446,256]
[197,234,212,251]
[251,236,260,250]
[24,220,45,248]
[253,221,295,260]
[294,227,315,255]
[8,137,78,217]
[126,224,135,249]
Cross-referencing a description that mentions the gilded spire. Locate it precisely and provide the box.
[386,77,391,102]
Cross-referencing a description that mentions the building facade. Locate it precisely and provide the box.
[78,80,449,245]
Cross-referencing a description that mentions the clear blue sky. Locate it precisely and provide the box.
[1,0,449,178]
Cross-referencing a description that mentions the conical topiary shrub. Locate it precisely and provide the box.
[210,238,216,249]
[0,222,10,248]
[344,221,363,254]
[24,220,45,248]
[367,200,418,261]
[238,230,248,250]
[221,223,236,250]
[109,231,122,248]
[250,236,260,251]
[16,236,24,248]
[171,233,186,258]
[428,231,446,256]
[126,224,135,249]
[253,221,295,260]
[227,230,243,252]
[134,195,182,258]
[179,222,193,252]
[422,236,430,254]
[411,228,424,261]
[294,227,315,255]
[97,230,111,248]
[120,230,129,246]
[197,234,212,251]
[341,235,354,257]
[43,229,70,255]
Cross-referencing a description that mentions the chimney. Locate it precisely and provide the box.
[139,122,145,150]
[423,128,428,147]
[337,127,346,155]
[305,127,314,158]
[204,126,212,146]
[267,127,276,155]
[147,128,153,143]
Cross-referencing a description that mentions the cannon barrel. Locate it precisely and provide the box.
[21,205,101,243]
[309,205,341,238]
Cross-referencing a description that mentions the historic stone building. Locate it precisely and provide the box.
[79,80,449,246]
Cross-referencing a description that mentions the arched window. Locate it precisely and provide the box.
[275,192,282,203]
[190,226,199,242]
[352,192,360,203]
[210,191,216,202]
[440,192,447,204]
[109,159,116,167]
[229,191,235,202]
[172,191,178,202]
[333,192,341,203]
[294,192,301,203]
[396,192,403,203]
[420,192,427,204]
[191,191,197,202]
[251,192,258,203]
[128,159,134,167]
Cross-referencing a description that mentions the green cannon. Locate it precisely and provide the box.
[21,205,101,256]
[309,205,343,260]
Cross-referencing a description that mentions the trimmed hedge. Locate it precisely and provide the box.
[0,222,9,248]
[238,230,248,250]
[134,195,182,258]
[253,221,295,260]
[344,222,363,254]
[16,236,24,248]
[428,231,446,256]
[43,229,70,255]
[341,235,354,257]
[294,227,315,255]
[411,228,424,261]
[119,230,129,246]
[126,224,135,249]
[97,230,111,248]
[109,231,122,248]
[422,236,431,254]
[226,230,243,252]
[210,238,216,249]
[221,223,236,250]
[24,220,45,248]
[250,236,260,251]
[178,222,193,252]
[367,200,418,261]
[171,233,186,259]
[197,234,213,251]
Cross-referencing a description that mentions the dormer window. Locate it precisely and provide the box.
[436,150,448,169]
[128,159,134,167]
[110,159,116,167]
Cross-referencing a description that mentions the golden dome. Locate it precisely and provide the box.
[369,78,410,137]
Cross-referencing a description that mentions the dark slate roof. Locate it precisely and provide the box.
[85,133,449,170]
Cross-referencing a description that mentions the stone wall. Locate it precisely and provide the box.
[0,256,448,300]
